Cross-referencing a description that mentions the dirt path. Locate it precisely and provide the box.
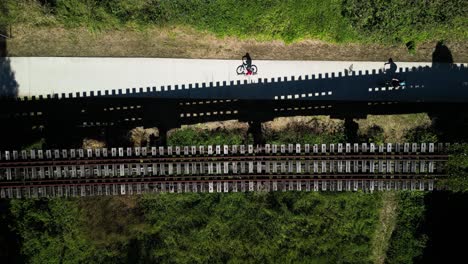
[6,25,468,62]
[371,192,399,264]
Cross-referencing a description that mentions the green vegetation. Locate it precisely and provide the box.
[341,0,467,43]
[9,199,94,264]
[357,114,433,143]
[385,192,427,263]
[5,191,465,262]
[167,118,346,146]
[3,0,467,45]
[138,192,381,263]
[265,120,345,144]
[403,126,438,143]
[168,127,252,146]
[167,114,437,147]
[440,144,468,192]
[370,192,398,264]
[5,192,382,263]
[21,138,46,151]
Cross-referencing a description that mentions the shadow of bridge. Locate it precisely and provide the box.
[0,7,466,147]
[0,63,467,148]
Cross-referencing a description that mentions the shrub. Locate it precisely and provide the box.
[168,127,250,146]
[403,126,438,143]
[439,144,468,192]
[341,0,468,43]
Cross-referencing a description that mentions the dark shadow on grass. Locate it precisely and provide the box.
[359,124,384,143]
[0,200,23,263]
[429,109,468,142]
[402,125,438,143]
[432,41,453,68]
[416,192,468,264]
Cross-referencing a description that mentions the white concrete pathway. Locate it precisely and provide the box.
[7,57,436,97]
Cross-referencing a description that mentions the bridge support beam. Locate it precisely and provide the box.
[105,127,131,147]
[344,118,359,142]
[248,121,265,145]
[158,126,169,146]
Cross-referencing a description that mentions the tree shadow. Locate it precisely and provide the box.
[0,57,18,98]
[402,125,438,143]
[416,192,468,263]
[428,112,468,143]
[431,40,453,69]
[0,200,23,263]
[359,124,384,143]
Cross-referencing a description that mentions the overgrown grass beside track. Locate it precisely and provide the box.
[439,144,468,192]
[385,192,428,263]
[6,192,382,263]
[168,127,252,146]
[5,191,465,263]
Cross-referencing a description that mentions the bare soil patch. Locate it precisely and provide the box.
[82,138,105,149]
[264,116,343,132]
[7,25,468,62]
[78,196,145,244]
[177,120,249,131]
[357,114,431,142]
[371,192,398,264]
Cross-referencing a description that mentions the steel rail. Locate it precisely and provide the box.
[0,153,449,168]
[0,176,440,189]
[0,173,444,188]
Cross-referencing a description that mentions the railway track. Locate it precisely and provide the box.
[1,178,437,199]
[0,142,449,198]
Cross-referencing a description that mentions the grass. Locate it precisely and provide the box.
[6,191,466,263]
[164,114,435,147]
[2,1,468,60]
[21,138,45,150]
[7,192,383,263]
[168,126,252,146]
[385,192,428,263]
[438,144,468,191]
[264,116,346,144]
[8,25,468,61]
[4,0,467,44]
[371,192,399,264]
[357,114,433,143]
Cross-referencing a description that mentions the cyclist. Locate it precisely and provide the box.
[242,53,252,75]
[384,58,404,87]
